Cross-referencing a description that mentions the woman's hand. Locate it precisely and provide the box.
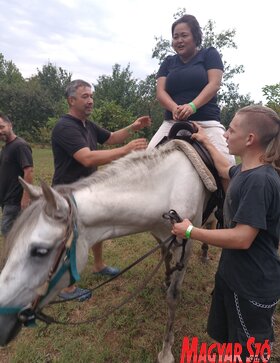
[174,104,195,121]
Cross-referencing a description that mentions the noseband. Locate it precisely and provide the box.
[0,194,80,327]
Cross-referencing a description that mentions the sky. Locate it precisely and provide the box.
[0,0,279,103]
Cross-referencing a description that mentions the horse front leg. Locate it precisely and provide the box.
[201,242,209,263]
[152,234,173,288]
[158,241,193,363]
[163,247,173,288]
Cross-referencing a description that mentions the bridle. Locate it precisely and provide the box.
[0,199,188,327]
[0,195,81,326]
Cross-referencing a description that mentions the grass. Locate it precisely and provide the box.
[0,147,279,363]
[32,147,54,184]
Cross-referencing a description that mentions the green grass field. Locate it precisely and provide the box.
[0,147,279,363]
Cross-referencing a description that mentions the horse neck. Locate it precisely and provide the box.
[72,149,207,247]
[73,179,164,245]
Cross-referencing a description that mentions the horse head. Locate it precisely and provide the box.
[0,181,83,346]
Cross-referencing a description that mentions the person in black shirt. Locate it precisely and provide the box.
[172,105,280,361]
[148,14,234,166]
[52,79,151,301]
[0,113,33,237]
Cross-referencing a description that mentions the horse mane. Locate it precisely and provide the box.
[0,141,183,270]
[55,141,179,194]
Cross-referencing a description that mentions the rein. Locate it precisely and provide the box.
[36,210,186,326]
[49,232,173,305]
[0,198,184,327]
[36,233,178,326]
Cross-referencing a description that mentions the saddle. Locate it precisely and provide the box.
[157,121,225,228]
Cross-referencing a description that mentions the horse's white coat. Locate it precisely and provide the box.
[0,140,210,362]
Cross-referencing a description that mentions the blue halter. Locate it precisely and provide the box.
[0,195,81,326]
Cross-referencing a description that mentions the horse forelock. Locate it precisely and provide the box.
[55,141,180,193]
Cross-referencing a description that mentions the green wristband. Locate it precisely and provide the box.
[188,102,197,113]
[185,225,194,239]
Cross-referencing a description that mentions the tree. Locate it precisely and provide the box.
[220,94,255,128]
[202,19,246,107]
[0,53,68,141]
[262,83,280,115]
[136,73,165,138]
[0,79,53,137]
[0,56,74,145]
[92,100,134,132]
[0,53,24,85]
[94,64,139,112]
[93,64,153,139]
[31,62,71,117]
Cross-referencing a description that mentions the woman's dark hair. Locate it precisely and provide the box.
[171,14,202,47]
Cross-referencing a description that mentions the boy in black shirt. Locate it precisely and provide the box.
[172,105,280,361]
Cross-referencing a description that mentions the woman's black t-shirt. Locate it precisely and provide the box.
[157,47,224,121]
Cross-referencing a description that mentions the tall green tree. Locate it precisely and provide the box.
[0,54,51,137]
[262,83,280,115]
[92,64,153,138]
[94,64,139,112]
[0,80,53,137]
[92,100,134,132]
[0,53,24,85]
[220,94,255,128]
[31,62,71,117]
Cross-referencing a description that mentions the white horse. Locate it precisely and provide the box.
[0,140,216,363]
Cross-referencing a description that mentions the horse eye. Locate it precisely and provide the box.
[31,247,49,257]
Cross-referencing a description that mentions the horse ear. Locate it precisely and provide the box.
[19,176,42,200]
[40,180,68,219]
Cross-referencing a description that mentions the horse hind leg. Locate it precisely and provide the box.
[158,240,193,363]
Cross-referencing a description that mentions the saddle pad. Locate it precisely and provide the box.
[169,139,217,192]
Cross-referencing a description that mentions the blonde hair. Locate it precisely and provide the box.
[236,105,280,173]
